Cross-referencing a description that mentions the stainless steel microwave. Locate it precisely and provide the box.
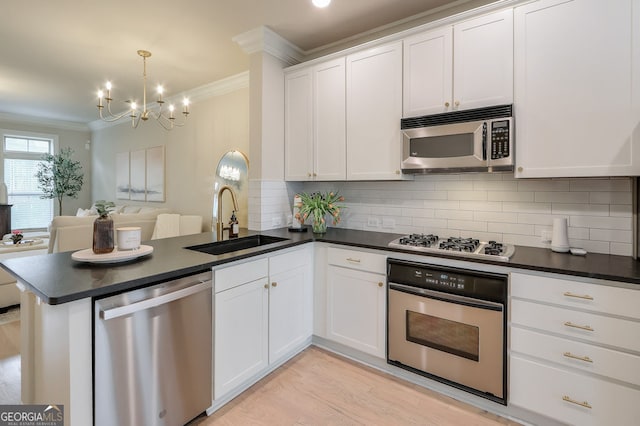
[401,105,513,173]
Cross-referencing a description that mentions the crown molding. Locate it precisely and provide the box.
[0,112,90,132]
[233,26,305,66]
[89,71,250,131]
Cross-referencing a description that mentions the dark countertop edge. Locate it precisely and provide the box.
[5,227,640,305]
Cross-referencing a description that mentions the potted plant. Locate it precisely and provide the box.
[92,200,115,254]
[295,191,344,234]
[36,147,84,216]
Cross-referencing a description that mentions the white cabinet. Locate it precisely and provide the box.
[509,272,640,425]
[346,41,405,180]
[214,259,269,398]
[326,247,387,358]
[213,246,313,400]
[514,0,640,177]
[268,248,313,364]
[403,9,513,117]
[285,58,346,181]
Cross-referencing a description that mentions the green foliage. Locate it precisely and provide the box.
[36,147,84,215]
[93,200,116,218]
[295,191,345,226]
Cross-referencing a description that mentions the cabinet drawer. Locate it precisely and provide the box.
[511,326,640,387]
[214,258,269,293]
[269,244,311,276]
[327,247,386,274]
[511,272,640,320]
[511,299,640,352]
[510,355,640,426]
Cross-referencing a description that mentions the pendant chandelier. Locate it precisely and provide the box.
[96,50,189,130]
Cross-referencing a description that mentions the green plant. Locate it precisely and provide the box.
[295,191,344,232]
[36,147,84,215]
[93,200,116,218]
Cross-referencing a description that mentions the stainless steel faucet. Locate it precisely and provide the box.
[216,185,239,241]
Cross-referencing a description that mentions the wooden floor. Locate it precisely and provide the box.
[195,346,521,426]
[1,318,520,425]
[0,314,21,404]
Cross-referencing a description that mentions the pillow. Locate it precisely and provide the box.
[122,206,141,214]
[113,205,126,214]
[76,208,97,217]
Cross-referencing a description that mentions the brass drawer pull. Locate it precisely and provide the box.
[563,291,594,301]
[272,282,278,287]
[346,258,361,263]
[563,352,593,363]
[564,321,594,332]
[562,395,592,409]
[378,282,384,287]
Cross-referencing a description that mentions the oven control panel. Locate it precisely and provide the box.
[387,259,506,303]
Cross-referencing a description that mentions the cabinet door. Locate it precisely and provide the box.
[326,266,386,358]
[403,27,453,117]
[214,278,269,399]
[514,0,640,177]
[346,41,404,180]
[285,68,313,181]
[314,58,346,180]
[453,9,513,110]
[268,264,312,363]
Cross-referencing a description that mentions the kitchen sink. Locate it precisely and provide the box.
[185,235,290,256]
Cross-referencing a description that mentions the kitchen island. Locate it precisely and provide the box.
[3,227,640,426]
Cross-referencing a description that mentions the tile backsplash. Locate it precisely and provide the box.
[252,174,634,256]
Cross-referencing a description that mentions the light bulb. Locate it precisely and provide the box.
[130,102,137,110]
[97,90,103,98]
[312,0,331,8]
[105,81,112,90]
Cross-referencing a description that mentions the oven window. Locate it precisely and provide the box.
[409,134,474,158]
[406,310,479,361]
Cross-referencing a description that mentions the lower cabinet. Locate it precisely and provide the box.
[326,247,386,358]
[509,272,640,425]
[213,246,313,401]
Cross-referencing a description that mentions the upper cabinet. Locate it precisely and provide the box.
[403,9,513,117]
[285,58,346,181]
[514,0,640,178]
[346,41,405,180]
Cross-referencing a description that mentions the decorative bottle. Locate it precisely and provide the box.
[229,211,239,238]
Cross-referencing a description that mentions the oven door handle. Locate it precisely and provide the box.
[389,282,504,311]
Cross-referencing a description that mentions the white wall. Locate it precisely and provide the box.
[0,118,92,216]
[280,174,633,256]
[90,86,249,231]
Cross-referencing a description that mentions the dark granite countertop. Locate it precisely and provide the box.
[2,227,639,305]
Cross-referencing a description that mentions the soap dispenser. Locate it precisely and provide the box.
[229,211,239,238]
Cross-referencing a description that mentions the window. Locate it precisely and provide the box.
[2,132,56,230]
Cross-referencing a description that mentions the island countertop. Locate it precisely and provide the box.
[2,227,640,305]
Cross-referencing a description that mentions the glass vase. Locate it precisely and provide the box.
[312,219,327,234]
[93,216,114,254]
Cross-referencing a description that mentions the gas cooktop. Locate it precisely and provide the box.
[388,234,515,262]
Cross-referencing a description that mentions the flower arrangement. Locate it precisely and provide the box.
[10,230,23,244]
[94,200,116,218]
[295,191,345,233]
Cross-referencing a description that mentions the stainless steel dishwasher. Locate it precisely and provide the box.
[94,271,212,426]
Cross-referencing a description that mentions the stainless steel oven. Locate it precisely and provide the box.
[387,259,507,404]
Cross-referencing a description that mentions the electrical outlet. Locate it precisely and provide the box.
[541,230,552,243]
[367,217,380,227]
[382,218,395,229]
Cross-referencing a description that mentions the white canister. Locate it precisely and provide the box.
[116,227,141,251]
[551,218,570,252]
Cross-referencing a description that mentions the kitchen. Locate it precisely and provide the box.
[1,0,640,425]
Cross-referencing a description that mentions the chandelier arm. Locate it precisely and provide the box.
[98,106,134,122]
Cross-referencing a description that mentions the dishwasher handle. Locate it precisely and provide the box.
[100,280,212,320]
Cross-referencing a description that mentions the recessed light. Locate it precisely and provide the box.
[312,0,331,8]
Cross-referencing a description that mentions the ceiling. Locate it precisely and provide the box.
[0,0,474,126]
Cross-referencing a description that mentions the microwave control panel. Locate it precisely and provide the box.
[490,120,510,160]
